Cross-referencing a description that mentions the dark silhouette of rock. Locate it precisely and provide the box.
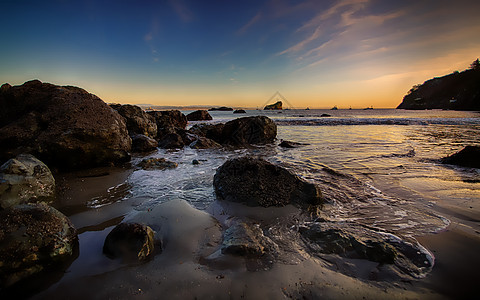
[220,116,277,146]
[147,110,187,132]
[397,64,480,110]
[279,140,308,148]
[131,134,158,153]
[233,109,246,114]
[139,157,178,170]
[264,101,282,110]
[0,203,78,287]
[209,107,233,111]
[110,104,157,138]
[0,154,55,209]
[320,114,332,117]
[186,110,213,121]
[189,123,225,142]
[0,80,131,170]
[213,157,322,208]
[189,137,221,149]
[441,145,480,168]
[103,222,156,262]
[157,131,185,149]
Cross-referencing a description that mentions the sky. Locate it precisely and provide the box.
[1,0,479,109]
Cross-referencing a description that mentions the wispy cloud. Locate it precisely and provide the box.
[237,12,262,35]
[169,0,194,23]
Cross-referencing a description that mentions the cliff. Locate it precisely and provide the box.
[397,67,480,110]
[264,101,282,110]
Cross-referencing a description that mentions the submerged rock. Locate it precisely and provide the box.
[186,110,213,121]
[0,154,55,209]
[213,157,322,208]
[0,80,131,170]
[139,158,178,170]
[441,145,480,168]
[279,140,308,148]
[110,104,157,138]
[103,222,156,262]
[300,222,434,277]
[131,134,158,153]
[189,137,221,149]
[0,203,78,287]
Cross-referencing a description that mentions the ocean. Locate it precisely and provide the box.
[31,108,480,299]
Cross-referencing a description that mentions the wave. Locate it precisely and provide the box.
[275,117,480,126]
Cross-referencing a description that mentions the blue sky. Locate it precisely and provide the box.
[1,0,479,108]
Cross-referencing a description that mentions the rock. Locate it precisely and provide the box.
[221,220,276,257]
[103,222,156,262]
[131,134,158,153]
[0,203,78,287]
[320,114,331,117]
[264,101,282,110]
[139,158,178,170]
[147,110,187,132]
[0,80,131,170]
[186,110,213,121]
[209,107,233,111]
[157,132,185,149]
[441,145,480,168]
[220,116,277,146]
[189,123,225,142]
[213,157,322,208]
[192,159,200,165]
[279,140,307,148]
[233,109,246,114]
[189,137,221,149]
[110,104,157,138]
[299,222,434,277]
[0,154,55,209]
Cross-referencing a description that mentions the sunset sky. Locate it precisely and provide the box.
[1,0,479,109]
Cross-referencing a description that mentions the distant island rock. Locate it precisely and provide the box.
[186,110,213,121]
[209,107,233,111]
[264,101,282,110]
[233,109,246,114]
[397,59,480,110]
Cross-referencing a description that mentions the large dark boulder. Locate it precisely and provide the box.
[0,80,131,170]
[213,157,322,208]
[0,154,55,209]
[0,203,78,287]
[441,145,480,168]
[110,104,157,138]
[189,123,225,142]
[186,110,213,121]
[131,134,158,153]
[147,110,187,132]
[103,222,156,262]
[220,116,277,146]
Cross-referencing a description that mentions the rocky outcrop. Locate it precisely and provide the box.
[0,80,131,170]
[397,65,480,110]
[441,145,480,168]
[110,104,157,138]
[103,222,156,262]
[147,110,188,149]
[189,123,225,142]
[186,110,213,121]
[300,222,434,277]
[131,134,158,153]
[0,154,55,209]
[213,157,322,208]
[233,109,246,114]
[0,203,78,287]
[139,158,178,170]
[147,110,187,132]
[264,101,282,110]
[209,107,233,111]
[220,116,277,146]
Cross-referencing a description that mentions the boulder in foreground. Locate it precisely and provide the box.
[0,80,131,170]
[441,145,480,168]
[110,104,157,138]
[0,203,78,287]
[103,222,156,262]
[220,116,277,146]
[186,110,213,121]
[213,157,322,208]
